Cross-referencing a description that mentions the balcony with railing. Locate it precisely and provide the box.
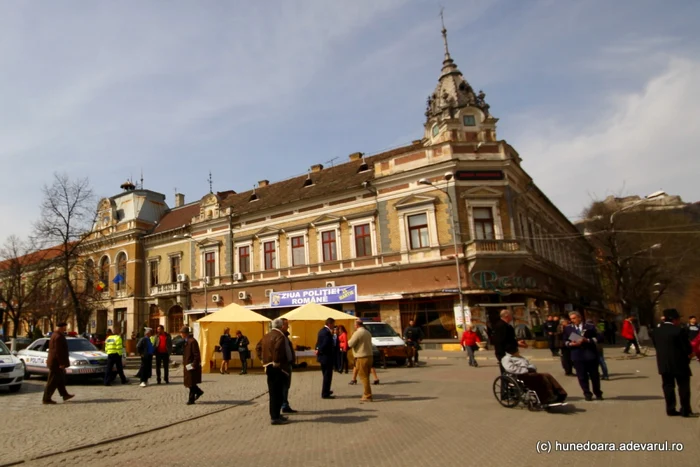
[150,282,185,297]
[464,239,530,271]
[465,239,527,255]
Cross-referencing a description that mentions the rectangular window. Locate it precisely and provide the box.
[205,252,216,278]
[463,115,476,126]
[473,207,495,240]
[170,256,180,283]
[238,246,250,273]
[264,241,276,270]
[149,262,159,287]
[408,213,429,249]
[354,224,372,257]
[291,237,305,266]
[322,231,337,262]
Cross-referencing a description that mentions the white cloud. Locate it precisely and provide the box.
[513,57,700,218]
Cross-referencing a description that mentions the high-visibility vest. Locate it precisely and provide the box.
[596,322,605,333]
[105,335,124,356]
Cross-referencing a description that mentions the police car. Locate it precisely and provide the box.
[17,337,120,378]
[0,339,24,393]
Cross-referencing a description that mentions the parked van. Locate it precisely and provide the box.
[363,322,407,366]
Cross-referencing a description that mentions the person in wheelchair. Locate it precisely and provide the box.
[501,343,567,405]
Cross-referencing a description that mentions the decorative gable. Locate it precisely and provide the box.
[461,187,502,198]
[254,226,281,238]
[198,193,221,221]
[395,194,437,210]
[310,214,342,227]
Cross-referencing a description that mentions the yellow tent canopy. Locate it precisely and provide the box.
[279,303,356,361]
[196,303,271,373]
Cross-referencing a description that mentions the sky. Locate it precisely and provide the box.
[1,0,699,244]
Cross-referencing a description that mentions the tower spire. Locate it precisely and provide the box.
[208,171,213,194]
[440,7,450,60]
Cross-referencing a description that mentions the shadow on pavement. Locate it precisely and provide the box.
[195,400,255,405]
[611,395,663,401]
[298,407,377,415]
[608,376,649,381]
[370,394,438,403]
[546,404,587,415]
[377,380,419,386]
[293,414,377,424]
[68,398,136,404]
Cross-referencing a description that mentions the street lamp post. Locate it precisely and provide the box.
[608,191,665,317]
[418,175,467,338]
[173,234,209,314]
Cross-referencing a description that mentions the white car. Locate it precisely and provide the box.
[0,340,24,393]
[364,322,408,366]
[17,337,121,378]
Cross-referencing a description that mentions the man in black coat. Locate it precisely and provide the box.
[543,316,559,357]
[315,318,336,399]
[563,311,602,401]
[654,308,696,417]
[492,309,527,374]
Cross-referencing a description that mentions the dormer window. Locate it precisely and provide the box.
[463,115,476,126]
[431,124,439,137]
[249,193,258,202]
[357,159,369,173]
[303,177,314,188]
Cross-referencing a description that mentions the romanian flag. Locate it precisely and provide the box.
[96,281,106,292]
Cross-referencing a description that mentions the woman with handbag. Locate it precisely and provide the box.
[219,328,233,374]
[337,325,349,373]
[236,330,250,375]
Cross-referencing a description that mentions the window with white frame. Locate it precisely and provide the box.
[290,235,306,266]
[467,201,503,241]
[348,217,377,259]
[407,213,429,249]
[396,201,439,252]
[238,245,251,273]
[260,238,278,271]
[316,224,341,262]
[115,252,127,290]
[149,260,159,288]
[200,247,219,279]
[170,255,181,282]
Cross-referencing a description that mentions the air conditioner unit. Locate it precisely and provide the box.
[176,274,188,282]
[233,272,245,281]
[325,281,336,288]
[238,291,248,300]
[203,276,211,285]
[264,289,274,298]
[211,294,221,303]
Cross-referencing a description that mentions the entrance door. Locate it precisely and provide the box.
[149,305,160,331]
[96,310,108,335]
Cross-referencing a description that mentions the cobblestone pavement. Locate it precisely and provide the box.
[2,348,698,467]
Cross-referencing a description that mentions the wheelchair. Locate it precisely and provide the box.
[492,373,566,411]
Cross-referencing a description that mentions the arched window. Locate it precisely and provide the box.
[99,256,110,285]
[431,124,439,137]
[116,253,127,291]
[85,259,95,292]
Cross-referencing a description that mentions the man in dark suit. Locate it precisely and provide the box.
[492,309,527,374]
[42,322,75,404]
[315,318,336,399]
[654,308,696,417]
[563,311,602,401]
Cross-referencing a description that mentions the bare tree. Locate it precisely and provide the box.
[0,236,50,338]
[581,199,700,326]
[34,173,98,333]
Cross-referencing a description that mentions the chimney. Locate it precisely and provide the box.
[310,164,323,173]
[258,180,269,187]
[174,193,185,207]
[348,152,363,161]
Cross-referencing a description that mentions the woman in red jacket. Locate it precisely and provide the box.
[461,325,481,367]
[621,316,641,355]
[337,325,349,374]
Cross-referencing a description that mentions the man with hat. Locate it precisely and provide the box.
[136,327,155,387]
[42,322,75,404]
[654,308,696,417]
[180,326,203,405]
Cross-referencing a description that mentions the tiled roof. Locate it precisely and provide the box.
[222,144,417,216]
[150,203,200,234]
[0,244,65,271]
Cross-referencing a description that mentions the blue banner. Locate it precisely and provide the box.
[269,285,358,308]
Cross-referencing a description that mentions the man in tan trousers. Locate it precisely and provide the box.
[348,319,374,402]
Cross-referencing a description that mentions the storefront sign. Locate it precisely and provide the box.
[454,305,471,333]
[471,270,537,290]
[269,285,358,307]
[455,170,504,181]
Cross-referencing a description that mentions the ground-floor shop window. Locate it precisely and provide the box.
[356,302,380,320]
[400,298,455,339]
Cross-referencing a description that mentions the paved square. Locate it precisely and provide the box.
[2,348,698,467]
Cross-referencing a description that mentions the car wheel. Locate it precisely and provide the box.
[21,361,30,379]
[8,384,21,393]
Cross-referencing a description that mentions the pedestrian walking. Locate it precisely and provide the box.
[349,361,380,385]
[492,309,527,375]
[588,320,609,381]
[219,328,233,374]
[336,325,349,373]
[315,318,336,399]
[558,317,574,376]
[280,319,297,414]
[460,325,481,367]
[154,325,171,384]
[136,327,154,387]
[654,309,696,417]
[235,330,250,375]
[348,320,374,402]
[622,315,641,355]
[104,327,128,386]
[42,322,75,405]
[563,312,603,401]
[403,320,424,366]
[181,326,203,405]
[686,316,699,342]
[261,318,290,425]
[544,316,559,357]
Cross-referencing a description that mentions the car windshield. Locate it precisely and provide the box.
[365,323,399,338]
[0,340,10,355]
[67,339,99,352]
